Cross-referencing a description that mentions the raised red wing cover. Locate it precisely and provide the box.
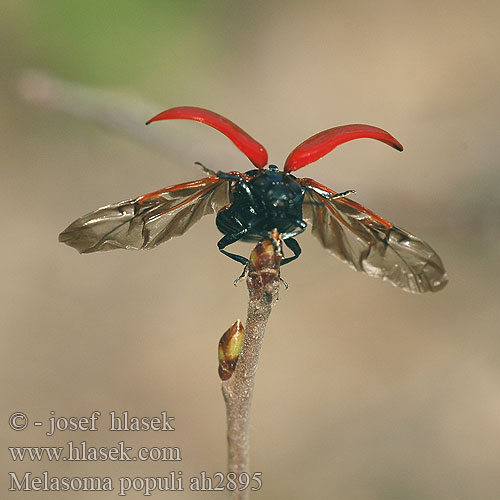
[146,106,268,168]
[284,124,403,171]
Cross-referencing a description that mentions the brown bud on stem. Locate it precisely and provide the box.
[247,229,283,297]
[218,320,245,381]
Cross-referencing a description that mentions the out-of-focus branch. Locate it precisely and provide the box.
[17,69,200,166]
[221,232,282,500]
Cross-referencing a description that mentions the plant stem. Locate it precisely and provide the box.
[221,236,282,499]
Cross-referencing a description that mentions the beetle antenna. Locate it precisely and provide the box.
[194,161,217,177]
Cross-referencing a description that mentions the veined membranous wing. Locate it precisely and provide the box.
[303,190,448,293]
[59,177,230,254]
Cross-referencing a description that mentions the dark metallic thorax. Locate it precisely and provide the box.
[216,167,305,239]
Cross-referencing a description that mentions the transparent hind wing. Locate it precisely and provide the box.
[303,189,448,293]
[59,177,230,253]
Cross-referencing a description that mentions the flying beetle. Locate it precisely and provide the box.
[59,106,448,293]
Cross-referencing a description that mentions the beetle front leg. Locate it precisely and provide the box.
[217,229,249,265]
[281,219,307,240]
[281,237,302,266]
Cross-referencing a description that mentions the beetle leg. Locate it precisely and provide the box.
[327,189,356,200]
[279,277,289,289]
[311,185,355,200]
[217,229,250,265]
[281,219,307,240]
[300,179,356,200]
[281,238,302,266]
[233,264,249,286]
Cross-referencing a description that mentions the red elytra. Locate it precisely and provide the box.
[284,124,403,172]
[146,106,268,169]
[146,106,403,171]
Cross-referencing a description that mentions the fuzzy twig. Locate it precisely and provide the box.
[221,235,282,499]
[17,69,207,167]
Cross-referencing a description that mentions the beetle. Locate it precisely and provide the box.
[59,106,448,293]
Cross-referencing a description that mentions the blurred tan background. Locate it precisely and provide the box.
[2,1,500,499]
